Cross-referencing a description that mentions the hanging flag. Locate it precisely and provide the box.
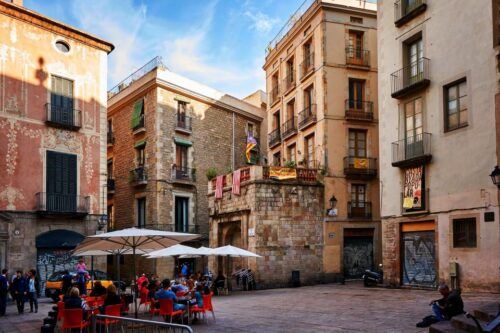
[246,134,258,163]
[215,175,224,199]
[232,169,241,195]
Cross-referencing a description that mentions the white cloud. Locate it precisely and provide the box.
[244,11,281,34]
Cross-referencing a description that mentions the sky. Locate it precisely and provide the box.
[25,0,308,99]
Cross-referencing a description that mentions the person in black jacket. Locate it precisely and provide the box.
[61,270,73,296]
[11,270,28,314]
[0,269,8,317]
[431,283,464,321]
[90,281,107,297]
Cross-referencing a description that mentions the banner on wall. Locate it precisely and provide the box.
[269,166,297,180]
[246,135,258,163]
[403,166,423,209]
[353,157,368,169]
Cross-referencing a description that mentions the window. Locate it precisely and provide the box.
[46,151,77,212]
[286,99,295,123]
[137,198,146,228]
[348,129,367,157]
[246,123,255,137]
[406,38,424,78]
[136,144,146,166]
[273,111,280,131]
[107,205,114,230]
[131,99,144,130]
[286,57,295,86]
[302,39,313,75]
[348,79,365,109]
[351,184,366,208]
[405,97,423,140]
[350,16,363,24]
[50,75,74,126]
[107,119,113,134]
[55,40,70,53]
[177,101,188,115]
[175,144,188,169]
[445,79,468,131]
[304,85,314,110]
[304,134,315,168]
[453,218,477,248]
[287,144,296,163]
[273,151,281,166]
[107,159,113,179]
[175,197,189,232]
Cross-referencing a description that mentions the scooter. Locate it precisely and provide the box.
[363,263,383,287]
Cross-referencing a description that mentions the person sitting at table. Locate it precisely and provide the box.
[64,287,89,319]
[89,281,106,297]
[186,275,195,291]
[97,284,121,314]
[190,285,203,308]
[148,280,160,300]
[155,279,185,311]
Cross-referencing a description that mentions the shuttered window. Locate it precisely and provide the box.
[46,151,77,212]
[50,76,74,126]
[131,99,144,130]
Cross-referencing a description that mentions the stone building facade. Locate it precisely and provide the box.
[0,0,113,292]
[207,166,324,288]
[263,0,381,282]
[107,59,265,280]
[378,0,500,292]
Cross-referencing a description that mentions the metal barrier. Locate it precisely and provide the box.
[91,314,194,333]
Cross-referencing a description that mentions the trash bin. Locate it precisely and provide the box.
[291,270,301,288]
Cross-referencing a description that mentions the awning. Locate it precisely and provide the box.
[134,139,146,148]
[174,137,192,147]
[36,229,85,249]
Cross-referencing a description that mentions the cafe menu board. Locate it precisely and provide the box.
[403,166,423,209]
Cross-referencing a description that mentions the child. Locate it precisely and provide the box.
[76,259,87,274]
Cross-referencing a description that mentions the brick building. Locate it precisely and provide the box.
[0,0,113,292]
[106,58,266,279]
[263,0,381,282]
[378,0,500,291]
[207,166,324,288]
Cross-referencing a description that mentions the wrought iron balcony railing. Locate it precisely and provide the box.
[345,100,374,121]
[345,47,370,68]
[130,166,147,185]
[300,52,314,79]
[172,166,196,182]
[45,103,82,130]
[176,114,192,132]
[343,156,377,179]
[348,201,372,220]
[281,117,297,139]
[391,58,430,98]
[107,178,115,193]
[391,132,432,167]
[298,104,317,129]
[394,0,427,26]
[283,70,296,92]
[269,84,280,105]
[268,127,281,147]
[35,193,90,215]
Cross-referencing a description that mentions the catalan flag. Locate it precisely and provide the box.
[246,134,257,163]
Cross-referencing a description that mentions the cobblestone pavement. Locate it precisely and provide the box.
[1,283,498,333]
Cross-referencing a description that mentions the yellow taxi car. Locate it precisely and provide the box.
[45,270,122,302]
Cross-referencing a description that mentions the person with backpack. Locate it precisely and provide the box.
[0,269,8,316]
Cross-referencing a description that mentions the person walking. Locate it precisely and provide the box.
[11,270,27,314]
[27,271,38,313]
[0,269,8,317]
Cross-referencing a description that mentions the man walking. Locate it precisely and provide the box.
[0,269,8,316]
[11,270,27,314]
[27,270,38,313]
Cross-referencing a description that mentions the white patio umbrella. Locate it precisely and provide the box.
[146,244,199,258]
[73,227,200,317]
[212,245,261,258]
[178,246,215,258]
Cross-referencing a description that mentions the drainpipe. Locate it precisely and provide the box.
[232,112,235,171]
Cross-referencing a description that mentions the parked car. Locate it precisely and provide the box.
[44,270,126,302]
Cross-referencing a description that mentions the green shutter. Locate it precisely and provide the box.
[134,140,146,148]
[131,99,144,129]
[174,137,192,147]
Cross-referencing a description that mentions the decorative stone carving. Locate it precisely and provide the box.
[0,185,24,210]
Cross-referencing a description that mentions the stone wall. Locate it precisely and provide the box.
[208,168,324,289]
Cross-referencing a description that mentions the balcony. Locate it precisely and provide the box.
[394,0,427,27]
[392,132,432,167]
[300,52,314,80]
[345,100,374,121]
[298,104,317,129]
[269,85,280,106]
[391,58,430,99]
[107,132,115,146]
[281,117,297,140]
[343,157,377,179]
[132,115,145,133]
[130,167,147,186]
[45,103,81,130]
[176,114,192,133]
[268,128,281,148]
[345,47,370,69]
[172,166,196,182]
[283,71,296,93]
[35,193,89,216]
[348,202,372,220]
[107,178,115,194]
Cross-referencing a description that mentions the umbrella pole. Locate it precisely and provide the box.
[91,255,94,289]
[133,246,138,318]
[117,253,121,295]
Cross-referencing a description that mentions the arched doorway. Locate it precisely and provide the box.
[36,229,84,295]
[219,223,242,289]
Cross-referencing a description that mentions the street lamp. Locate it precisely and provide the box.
[490,166,500,188]
[329,195,338,209]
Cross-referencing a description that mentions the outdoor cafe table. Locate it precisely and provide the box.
[177,295,193,324]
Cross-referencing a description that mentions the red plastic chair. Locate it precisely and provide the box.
[96,304,122,333]
[190,300,207,324]
[61,308,89,333]
[158,299,185,324]
[138,289,151,313]
[57,301,65,321]
[149,299,160,318]
[202,293,216,322]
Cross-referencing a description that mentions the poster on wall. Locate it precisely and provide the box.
[269,166,297,180]
[403,166,423,209]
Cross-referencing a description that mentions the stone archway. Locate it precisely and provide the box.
[218,222,242,287]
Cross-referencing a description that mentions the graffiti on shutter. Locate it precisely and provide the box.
[402,231,437,287]
[343,236,373,279]
[37,249,79,295]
